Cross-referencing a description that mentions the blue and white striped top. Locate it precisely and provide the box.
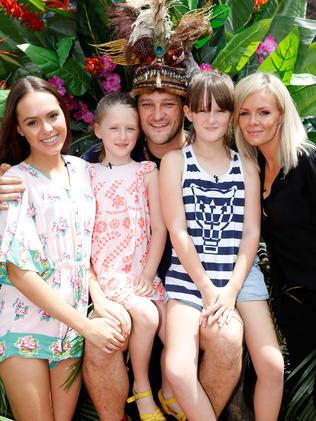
[165,144,245,308]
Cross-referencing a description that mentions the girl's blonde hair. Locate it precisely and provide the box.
[234,72,311,174]
[185,70,234,150]
[94,92,139,160]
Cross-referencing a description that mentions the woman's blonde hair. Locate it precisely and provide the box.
[234,72,311,174]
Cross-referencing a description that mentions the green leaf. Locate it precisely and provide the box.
[289,84,316,118]
[295,43,316,76]
[17,44,60,74]
[210,5,230,29]
[55,59,91,96]
[194,35,211,50]
[0,90,9,119]
[0,53,22,68]
[258,27,300,85]
[76,0,109,57]
[57,37,74,67]
[268,16,316,45]
[212,19,271,76]
[277,0,307,19]
[228,0,254,33]
[25,0,46,11]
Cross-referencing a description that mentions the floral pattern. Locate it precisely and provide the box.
[0,156,95,363]
[90,161,165,309]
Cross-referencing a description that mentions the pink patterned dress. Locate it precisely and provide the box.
[90,160,165,309]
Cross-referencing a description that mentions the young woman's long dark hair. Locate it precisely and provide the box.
[0,76,72,165]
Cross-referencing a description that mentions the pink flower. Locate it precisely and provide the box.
[256,35,277,64]
[102,73,121,93]
[100,55,116,77]
[73,101,95,124]
[48,76,66,96]
[200,63,213,72]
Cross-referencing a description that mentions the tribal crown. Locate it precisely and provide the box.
[96,0,212,96]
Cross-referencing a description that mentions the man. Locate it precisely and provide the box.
[0,88,243,421]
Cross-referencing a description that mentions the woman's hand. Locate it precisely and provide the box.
[199,283,219,328]
[93,298,131,339]
[0,164,25,210]
[135,272,154,297]
[83,317,128,354]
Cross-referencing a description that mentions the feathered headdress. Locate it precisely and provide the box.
[96,0,212,96]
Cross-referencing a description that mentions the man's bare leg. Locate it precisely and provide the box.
[82,339,129,421]
[199,310,244,417]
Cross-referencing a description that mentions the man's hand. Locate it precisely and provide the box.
[0,164,25,210]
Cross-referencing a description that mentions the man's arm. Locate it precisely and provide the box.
[0,164,25,210]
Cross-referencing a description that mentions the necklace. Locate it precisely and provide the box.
[102,160,134,169]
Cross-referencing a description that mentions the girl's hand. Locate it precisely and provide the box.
[83,317,127,354]
[94,298,131,338]
[204,285,237,327]
[199,283,219,328]
[135,273,154,297]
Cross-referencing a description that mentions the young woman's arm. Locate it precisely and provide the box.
[136,167,167,296]
[208,157,261,326]
[7,263,127,353]
[160,150,219,309]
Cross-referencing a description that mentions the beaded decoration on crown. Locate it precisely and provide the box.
[96,0,212,96]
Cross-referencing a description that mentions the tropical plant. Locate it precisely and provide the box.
[0,1,315,420]
[0,0,315,156]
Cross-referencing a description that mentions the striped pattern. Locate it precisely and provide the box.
[165,145,245,308]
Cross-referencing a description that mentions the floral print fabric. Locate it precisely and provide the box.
[0,156,95,363]
[90,161,165,309]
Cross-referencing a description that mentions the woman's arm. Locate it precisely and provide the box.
[7,263,127,352]
[136,167,167,296]
[159,151,218,307]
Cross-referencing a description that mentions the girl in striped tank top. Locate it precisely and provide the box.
[160,71,283,421]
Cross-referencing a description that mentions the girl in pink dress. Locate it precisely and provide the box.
[89,93,167,420]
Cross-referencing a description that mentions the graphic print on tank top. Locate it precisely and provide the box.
[191,184,237,254]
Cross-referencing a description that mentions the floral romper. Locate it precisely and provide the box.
[90,160,165,309]
[0,156,95,363]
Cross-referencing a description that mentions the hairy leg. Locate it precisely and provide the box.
[237,301,284,421]
[199,309,244,417]
[0,357,54,421]
[128,297,160,414]
[50,358,82,421]
[165,300,216,421]
[82,338,129,421]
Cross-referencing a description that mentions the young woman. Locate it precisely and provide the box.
[234,71,316,372]
[160,70,284,421]
[0,76,126,421]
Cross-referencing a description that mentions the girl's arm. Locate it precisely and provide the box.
[136,167,167,296]
[7,263,127,352]
[89,266,131,338]
[159,151,218,307]
[208,157,261,326]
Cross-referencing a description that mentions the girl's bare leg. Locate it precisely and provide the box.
[165,300,216,421]
[128,297,160,415]
[237,301,284,421]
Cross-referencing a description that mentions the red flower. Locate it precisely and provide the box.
[85,57,102,77]
[0,0,43,31]
[43,0,76,11]
[254,0,269,9]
